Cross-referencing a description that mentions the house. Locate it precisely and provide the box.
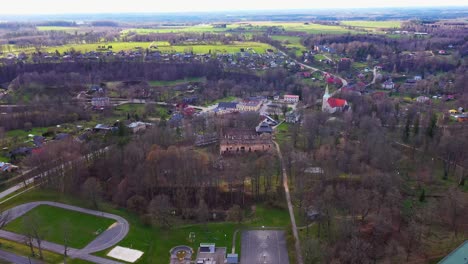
[33,135,45,147]
[284,94,299,104]
[220,129,272,154]
[94,124,116,132]
[255,122,273,134]
[91,97,110,108]
[54,133,70,141]
[298,72,311,78]
[416,96,430,103]
[286,111,301,123]
[382,80,395,89]
[438,240,468,264]
[236,100,262,112]
[127,122,151,133]
[196,243,226,264]
[0,162,18,172]
[414,75,423,81]
[322,85,349,114]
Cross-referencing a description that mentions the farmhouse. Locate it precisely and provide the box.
[215,102,238,114]
[284,94,299,104]
[220,129,272,154]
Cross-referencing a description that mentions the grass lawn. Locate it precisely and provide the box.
[6,127,49,139]
[204,96,237,106]
[0,238,92,264]
[0,189,292,264]
[4,205,116,249]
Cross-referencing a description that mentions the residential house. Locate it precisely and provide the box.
[91,97,110,108]
[416,96,430,103]
[382,80,395,89]
[284,94,299,104]
[127,122,152,133]
[255,122,273,134]
[0,162,18,172]
[286,111,301,123]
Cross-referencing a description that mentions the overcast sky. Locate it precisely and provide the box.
[1,0,467,14]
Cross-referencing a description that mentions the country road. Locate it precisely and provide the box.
[274,141,304,264]
[0,201,129,264]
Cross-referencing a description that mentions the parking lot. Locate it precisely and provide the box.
[240,230,289,264]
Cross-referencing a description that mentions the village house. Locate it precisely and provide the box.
[127,122,152,133]
[415,96,430,103]
[91,97,111,108]
[382,79,395,89]
[255,122,273,134]
[322,85,349,114]
[220,129,273,154]
[283,94,299,104]
[286,111,301,123]
[0,162,18,173]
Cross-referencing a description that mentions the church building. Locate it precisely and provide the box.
[322,85,349,113]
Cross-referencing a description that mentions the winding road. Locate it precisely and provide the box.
[0,201,129,264]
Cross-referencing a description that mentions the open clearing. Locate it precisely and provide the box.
[3,205,116,249]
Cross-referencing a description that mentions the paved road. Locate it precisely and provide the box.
[274,141,303,264]
[240,230,289,264]
[0,249,43,264]
[0,147,110,203]
[0,201,129,264]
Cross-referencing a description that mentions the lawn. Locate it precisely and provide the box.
[4,205,116,249]
[204,96,237,107]
[0,189,292,264]
[341,20,402,29]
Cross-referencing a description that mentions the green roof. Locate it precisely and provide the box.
[439,240,468,264]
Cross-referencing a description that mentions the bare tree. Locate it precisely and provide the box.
[22,213,45,260]
[81,177,102,209]
[148,195,174,228]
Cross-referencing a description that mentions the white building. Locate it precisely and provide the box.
[284,94,299,103]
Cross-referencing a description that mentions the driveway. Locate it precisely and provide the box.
[0,201,129,264]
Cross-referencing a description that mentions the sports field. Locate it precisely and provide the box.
[4,205,116,248]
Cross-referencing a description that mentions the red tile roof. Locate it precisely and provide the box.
[327,98,347,108]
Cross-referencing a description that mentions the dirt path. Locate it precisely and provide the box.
[274,141,304,264]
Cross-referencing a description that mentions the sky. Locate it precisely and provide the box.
[1,0,467,14]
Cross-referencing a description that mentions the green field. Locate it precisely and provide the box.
[4,205,116,249]
[25,41,275,55]
[271,35,307,56]
[36,26,79,32]
[341,20,402,28]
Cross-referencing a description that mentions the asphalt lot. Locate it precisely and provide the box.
[240,230,289,264]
